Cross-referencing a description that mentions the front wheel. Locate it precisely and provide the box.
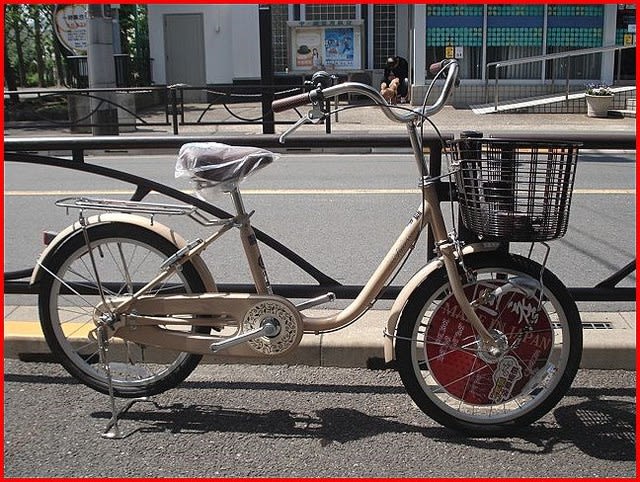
[395,252,582,435]
[38,222,210,398]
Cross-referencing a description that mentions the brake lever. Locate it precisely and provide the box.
[278,103,326,144]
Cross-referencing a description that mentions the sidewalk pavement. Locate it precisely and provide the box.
[4,103,636,370]
[3,306,636,370]
[4,101,637,139]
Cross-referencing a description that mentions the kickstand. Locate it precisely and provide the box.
[95,324,160,439]
[95,323,124,439]
[102,397,161,439]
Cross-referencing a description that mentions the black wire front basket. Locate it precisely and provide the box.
[449,138,580,242]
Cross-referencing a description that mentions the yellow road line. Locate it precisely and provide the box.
[573,189,636,194]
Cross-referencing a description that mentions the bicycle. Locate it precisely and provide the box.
[33,59,583,438]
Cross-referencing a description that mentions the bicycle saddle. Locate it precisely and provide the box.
[176,142,277,193]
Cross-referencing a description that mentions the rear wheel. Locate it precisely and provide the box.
[395,252,582,435]
[38,222,210,398]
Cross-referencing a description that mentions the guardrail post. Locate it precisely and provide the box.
[565,59,571,103]
[170,87,179,135]
[259,5,275,134]
[484,71,489,104]
[325,99,332,134]
[72,149,85,163]
[456,131,484,246]
[494,64,500,111]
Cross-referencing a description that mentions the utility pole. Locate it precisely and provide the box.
[259,5,275,134]
[87,4,118,135]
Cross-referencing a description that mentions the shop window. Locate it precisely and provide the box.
[373,5,396,69]
[426,5,484,80]
[614,4,636,81]
[486,4,544,79]
[305,4,356,22]
[271,4,289,73]
[546,4,604,80]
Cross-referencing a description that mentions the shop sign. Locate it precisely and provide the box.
[445,45,455,59]
[53,4,88,55]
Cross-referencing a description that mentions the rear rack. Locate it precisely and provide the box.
[54,197,231,227]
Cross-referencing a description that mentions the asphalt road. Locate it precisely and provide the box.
[3,359,635,478]
[4,151,636,312]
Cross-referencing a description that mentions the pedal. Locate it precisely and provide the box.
[295,292,336,311]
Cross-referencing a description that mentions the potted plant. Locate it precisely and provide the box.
[585,83,614,118]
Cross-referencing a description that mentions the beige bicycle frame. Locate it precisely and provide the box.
[298,178,494,346]
[107,124,496,350]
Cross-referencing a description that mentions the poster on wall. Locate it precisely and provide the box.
[292,28,323,69]
[324,28,354,68]
[289,21,362,71]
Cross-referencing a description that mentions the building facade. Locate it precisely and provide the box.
[148,4,635,105]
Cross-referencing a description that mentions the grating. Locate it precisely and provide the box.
[554,322,614,330]
[582,322,615,330]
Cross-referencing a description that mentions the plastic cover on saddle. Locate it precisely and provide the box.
[175,142,278,197]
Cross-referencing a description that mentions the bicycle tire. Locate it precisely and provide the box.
[395,252,582,435]
[38,222,210,398]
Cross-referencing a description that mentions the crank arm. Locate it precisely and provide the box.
[209,319,278,353]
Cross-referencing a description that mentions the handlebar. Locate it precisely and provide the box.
[429,59,459,76]
[272,91,313,113]
[271,59,459,125]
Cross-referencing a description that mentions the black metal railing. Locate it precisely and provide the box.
[65,54,150,88]
[4,83,320,135]
[485,44,637,110]
[4,134,636,302]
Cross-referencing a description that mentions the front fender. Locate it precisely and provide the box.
[30,212,216,292]
[383,242,501,363]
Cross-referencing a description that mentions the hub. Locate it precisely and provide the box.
[477,329,509,364]
[261,318,281,338]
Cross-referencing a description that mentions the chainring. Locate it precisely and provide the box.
[243,300,303,356]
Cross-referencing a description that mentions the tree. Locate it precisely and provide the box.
[28,5,47,86]
[118,5,150,86]
[6,4,27,86]
[4,4,151,88]
[4,10,20,103]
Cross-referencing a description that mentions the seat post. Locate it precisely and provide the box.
[229,186,273,294]
[230,187,247,217]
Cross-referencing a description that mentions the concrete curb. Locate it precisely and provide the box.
[3,306,636,370]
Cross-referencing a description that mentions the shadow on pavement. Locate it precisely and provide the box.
[86,396,635,461]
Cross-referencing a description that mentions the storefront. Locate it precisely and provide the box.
[147,4,635,105]
[423,4,635,82]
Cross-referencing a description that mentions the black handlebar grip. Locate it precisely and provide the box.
[429,60,446,75]
[272,92,312,113]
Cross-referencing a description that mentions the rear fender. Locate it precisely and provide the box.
[30,212,216,291]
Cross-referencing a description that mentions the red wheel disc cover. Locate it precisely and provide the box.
[425,282,553,405]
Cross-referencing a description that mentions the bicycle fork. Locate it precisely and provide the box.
[421,181,505,356]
